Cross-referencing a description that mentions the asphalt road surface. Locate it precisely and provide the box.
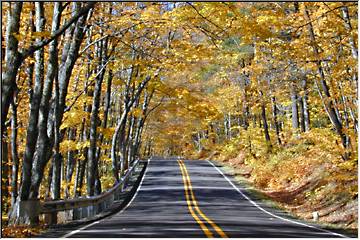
[43,157,354,238]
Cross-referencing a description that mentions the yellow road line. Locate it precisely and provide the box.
[179,160,228,238]
[177,160,214,238]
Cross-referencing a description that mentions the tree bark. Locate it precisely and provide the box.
[302,76,310,132]
[261,103,272,150]
[341,5,358,98]
[299,96,306,133]
[271,96,282,145]
[19,2,45,201]
[51,73,61,200]
[94,68,112,195]
[26,7,36,103]
[125,114,136,171]
[290,82,299,131]
[2,131,9,214]
[1,2,23,132]
[65,129,76,198]
[74,118,87,197]
[341,5,358,60]
[87,39,107,196]
[228,112,232,139]
[27,2,61,201]
[133,89,154,159]
[10,99,19,206]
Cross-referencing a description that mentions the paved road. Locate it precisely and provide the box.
[44,157,353,238]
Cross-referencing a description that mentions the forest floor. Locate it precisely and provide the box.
[1,224,47,238]
[206,150,358,233]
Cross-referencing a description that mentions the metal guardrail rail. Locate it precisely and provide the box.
[19,159,147,225]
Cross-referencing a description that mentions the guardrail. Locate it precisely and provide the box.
[18,159,147,225]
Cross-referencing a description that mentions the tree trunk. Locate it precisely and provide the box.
[341,5,358,99]
[1,2,22,132]
[103,70,113,128]
[94,167,102,195]
[302,77,310,132]
[74,160,82,197]
[242,88,249,130]
[51,73,61,200]
[19,2,45,201]
[2,131,9,214]
[304,6,348,150]
[291,82,299,131]
[65,129,76,198]
[26,7,36,103]
[87,40,106,196]
[93,68,112,195]
[299,96,306,133]
[134,90,154,159]
[74,119,85,197]
[29,2,61,200]
[58,3,89,122]
[125,115,135,171]
[10,99,19,206]
[228,112,232,139]
[341,5,358,60]
[223,114,228,138]
[271,96,282,145]
[45,164,53,199]
[261,103,271,150]
[75,120,89,197]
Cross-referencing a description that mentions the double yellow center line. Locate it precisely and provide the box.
[177,160,228,238]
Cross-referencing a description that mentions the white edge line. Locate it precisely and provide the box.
[207,160,348,238]
[62,158,151,238]
[62,220,100,238]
